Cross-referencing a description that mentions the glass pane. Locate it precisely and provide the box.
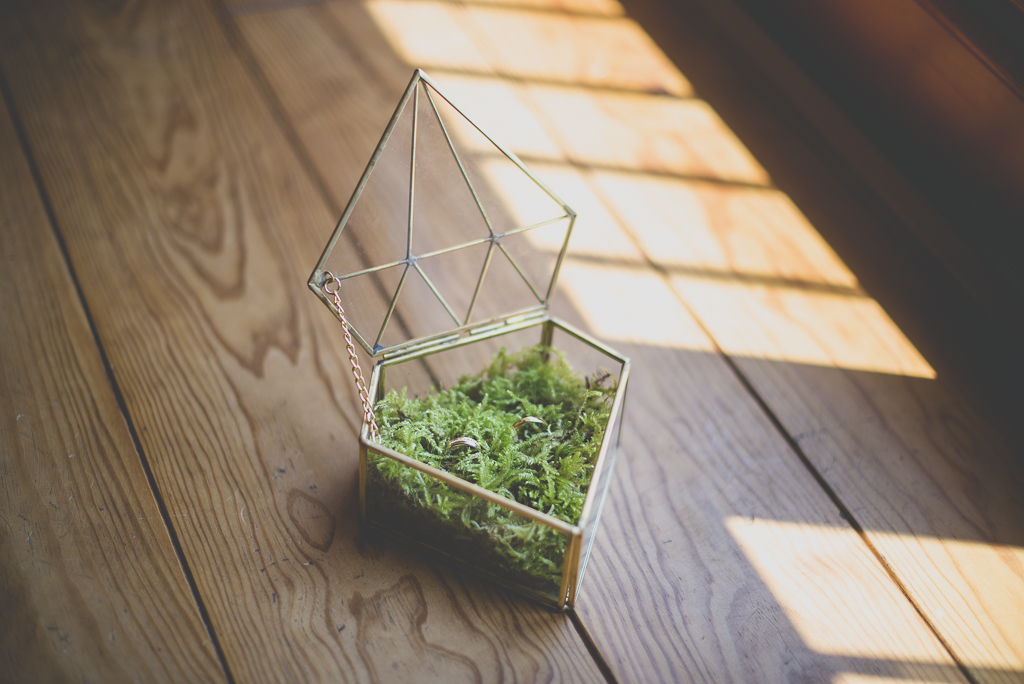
[416,241,491,326]
[413,82,493,255]
[575,380,624,599]
[324,98,413,278]
[331,264,406,351]
[500,216,572,302]
[379,264,459,348]
[385,324,543,396]
[544,324,627,601]
[316,74,579,356]
[549,320,626,392]
[470,244,541,322]
[425,82,567,236]
[365,450,568,601]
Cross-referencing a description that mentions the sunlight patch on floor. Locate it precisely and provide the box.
[868,530,1024,659]
[528,88,769,183]
[559,260,715,350]
[593,171,854,287]
[428,74,564,159]
[366,0,689,92]
[725,516,960,666]
[674,276,935,378]
[727,516,1024,674]
[463,3,690,93]
[458,0,626,16]
[365,0,493,72]
[363,0,938,380]
[832,674,950,684]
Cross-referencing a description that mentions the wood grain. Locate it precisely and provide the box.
[233,2,972,681]
[522,85,769,185]
[0,90,224,683]
[667,271,1024,682]
[586,20,1024,682]
[664,0,1024,445]
[359,0,691,94]
[0,0,605,681]
[573,6,1024,677]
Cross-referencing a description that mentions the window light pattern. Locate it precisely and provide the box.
[310,70,577,356]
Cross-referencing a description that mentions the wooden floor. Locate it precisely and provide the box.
[1,0,1022,682]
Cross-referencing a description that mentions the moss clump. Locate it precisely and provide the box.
[368,345,616,593]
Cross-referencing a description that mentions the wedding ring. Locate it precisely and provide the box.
[446,437,480,452]
[513,416,547,432]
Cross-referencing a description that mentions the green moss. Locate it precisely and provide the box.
[367,345,617,593]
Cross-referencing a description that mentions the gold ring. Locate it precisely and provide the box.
[446,437,480,452]
[513,416,547,432]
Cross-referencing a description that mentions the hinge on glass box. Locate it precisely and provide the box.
[378,310,550,362]
[379,332,462,361]
[468,310,548,336]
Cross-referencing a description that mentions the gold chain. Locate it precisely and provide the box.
[321,272,380,442]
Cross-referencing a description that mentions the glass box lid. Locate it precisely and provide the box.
[309,70,576,357]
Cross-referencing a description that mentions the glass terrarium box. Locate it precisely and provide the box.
[309,70,629,610]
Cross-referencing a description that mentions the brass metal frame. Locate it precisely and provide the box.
[359,315,630,610]
[312,69,630,610]
[308,69,577,358]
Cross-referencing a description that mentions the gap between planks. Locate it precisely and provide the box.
[567,609,619,684]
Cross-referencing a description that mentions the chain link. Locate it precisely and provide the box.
[321,272,380,442]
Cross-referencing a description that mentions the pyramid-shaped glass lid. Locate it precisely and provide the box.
[309,70,576,357]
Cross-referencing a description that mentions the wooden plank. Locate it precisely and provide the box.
[0,1,605,681]
[232,3,971,681]
[0,90,224,683]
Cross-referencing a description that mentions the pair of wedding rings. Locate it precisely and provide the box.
[445,416,548,453]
